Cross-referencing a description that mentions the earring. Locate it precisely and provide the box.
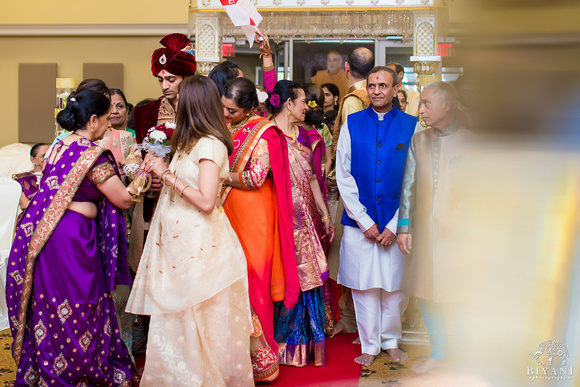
[287,109,291,117]
[91,126,94,133]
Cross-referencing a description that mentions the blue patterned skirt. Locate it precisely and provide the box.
[273,287,326,367]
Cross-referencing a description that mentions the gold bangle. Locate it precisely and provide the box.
[321,214,331,223]
[163,171,173,186]
[160,169,171,182]
[130,169,152,195]
[172,176,180,190]
[126,186,141,203]
[179,184,190,197]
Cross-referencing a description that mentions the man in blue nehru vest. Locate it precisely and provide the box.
[336,66,418,366]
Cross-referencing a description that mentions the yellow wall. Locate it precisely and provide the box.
[0,0,190,147]
[0,36,172,147]
[0,0,188,24]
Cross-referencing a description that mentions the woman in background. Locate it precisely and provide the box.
[321,83,340,112]
[208,61,243,96]
[323,110,338,133]
[110,88,134,137]
[397,89,408,113]
[100,88,133,165]
[303,83,333,180]
[12,143,48,212]
[106,87,141,361]
[7,90,136,384]
[127,75,253,386]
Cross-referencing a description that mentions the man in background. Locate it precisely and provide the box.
[328,47,374,337]
[397,81,470,374]
[311,50,350,100]
[387,62,420,117]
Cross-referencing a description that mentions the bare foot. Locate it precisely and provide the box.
[353,337,361,344]
[412,358,444,374]
[386,347,408,362]
[354,353,377,366]
[330,320,348,337]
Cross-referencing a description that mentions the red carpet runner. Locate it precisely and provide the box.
[265,333,362,387]
[135,333,362,386]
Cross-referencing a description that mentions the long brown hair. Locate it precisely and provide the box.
[172,74,234,155]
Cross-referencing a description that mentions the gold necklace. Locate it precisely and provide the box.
[272,118,298,141]
[288,125,299,141]
[229,115,251,132]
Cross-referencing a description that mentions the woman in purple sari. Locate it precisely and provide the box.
[6,90,138,385]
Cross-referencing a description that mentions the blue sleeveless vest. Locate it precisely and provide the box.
[341,106,416,230]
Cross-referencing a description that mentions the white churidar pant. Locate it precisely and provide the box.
[352,288,408,355]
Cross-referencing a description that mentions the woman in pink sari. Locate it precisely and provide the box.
[265,80,335,367]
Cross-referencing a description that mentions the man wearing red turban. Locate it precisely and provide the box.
[134,33,196,147]
[128,33,196,273]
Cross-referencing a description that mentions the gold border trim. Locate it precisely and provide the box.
[13,146,104,364]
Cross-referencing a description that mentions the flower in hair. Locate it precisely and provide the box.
[270,93,281,109]
[70,97,76,102]
[307,100,317,108]
[256,89,268,104]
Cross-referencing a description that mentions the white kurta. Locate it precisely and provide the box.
[335,113,419,292]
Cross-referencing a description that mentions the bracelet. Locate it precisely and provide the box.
[172,176,180,190]
[321,214,331,223]
[130,169,152,196]
[160,169,171,183]
[179,184,190,197]
[126,186,141,203]
[163,171,173,186]
[259,51,272,59]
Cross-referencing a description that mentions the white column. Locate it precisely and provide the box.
[193,13,221,75]
[411,11,442,89]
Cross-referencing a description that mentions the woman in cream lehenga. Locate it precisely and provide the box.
[220,77,300,382]
[126,75,253,386]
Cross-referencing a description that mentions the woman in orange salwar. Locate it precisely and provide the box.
[220,77,300,382]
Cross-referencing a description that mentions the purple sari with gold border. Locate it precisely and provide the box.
[6,138,133,386]
[12,172,40,201]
